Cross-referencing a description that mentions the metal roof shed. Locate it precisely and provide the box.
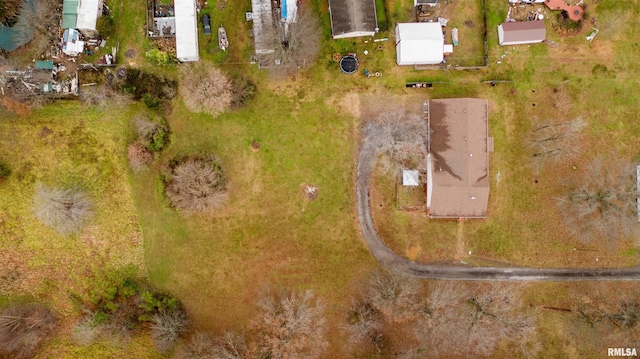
[175,0,200,62]
[395,23,444,65]
[497,21,546,46]
[76,0,102,32]
[403,170,420,186]
[34,60,54,70]
[62,0,79,29]
[328,0,378,39]
[251,0,275,55]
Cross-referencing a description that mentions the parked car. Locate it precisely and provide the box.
[202,14,211,35]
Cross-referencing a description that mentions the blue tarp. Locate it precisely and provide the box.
[281,0,287,20]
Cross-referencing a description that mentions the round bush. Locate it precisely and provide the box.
[165,155,228,212]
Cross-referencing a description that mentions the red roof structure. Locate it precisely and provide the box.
[544,0,583,21]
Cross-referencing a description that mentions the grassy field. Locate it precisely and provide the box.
[134,86,377,336]
[1,0,640,356]
[0,103,156,357]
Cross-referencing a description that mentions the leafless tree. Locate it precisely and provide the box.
[367,269,422,322]
[412,282,539,358]
[344,298,383,346]
[528,117,585,170]
[179,63,233,116]
[262,7,320,78]
[135,115,164,139]
[79,86,110,106]
[150,309,189,353]
[128,141,154,172]
[165,154,228,212]
[553,87,573,113]
[360,108,430,183]
[12,0,60,47]
[570,285,640,350]
[33,183,93,235]
[411,282,468,357]
[0,303,57,359]
[174,331,217,359]
[213,331,250,359]
[71,310,105,346]
[251,289,328,359]
[557,156,639,242]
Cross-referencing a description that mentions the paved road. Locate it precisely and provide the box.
[355,146,640,281]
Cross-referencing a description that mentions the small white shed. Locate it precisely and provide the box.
[402,170,420,186]
[395,23,444,65]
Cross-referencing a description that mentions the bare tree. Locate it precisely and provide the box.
[179,63,233,116]
[571,285,640,350]
[344,298,383,346]
[360,107,430,184]
[528,117,585,169]
[251,289,328,359]
[78,86,110,106]
[213,331,250,359]
[174,331,217,359]
[262,7,320,78]
[33,183,93,235]
[0,303,57,359]
[150,309,189,353]
[71,310,105,346]
[165,154,229,212]
[128,141,154,172]
[557,156,639,242]
[135,115,164,140]
[367,269,422,322]
[12,0,60,47]
[412,282,539,358]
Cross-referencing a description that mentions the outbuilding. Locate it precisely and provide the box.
[61,0,103,37]
[402,170,420,186]
[328,0,378,39]
[395,22,444,65]
[175,0,200,62]
[497,21,546,46]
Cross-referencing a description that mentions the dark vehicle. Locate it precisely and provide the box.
[202,14,211,35]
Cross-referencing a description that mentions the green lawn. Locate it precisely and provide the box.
[132,89,376,334]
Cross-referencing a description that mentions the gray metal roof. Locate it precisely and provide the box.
[328,0,378,38]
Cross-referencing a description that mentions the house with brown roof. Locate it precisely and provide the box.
[498,21,546,46]
[426,98,492,218]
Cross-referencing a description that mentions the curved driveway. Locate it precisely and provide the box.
[355,146,640,281]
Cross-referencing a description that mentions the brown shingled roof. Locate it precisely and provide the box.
[498,21,546,45]
[427,98,489,218]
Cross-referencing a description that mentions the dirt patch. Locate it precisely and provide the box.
[39,127,53,138]
[250,139,261,152]
[124,49,137,58]
[0,248,38,295]
[406,244,422,261]
[338,93,361,119]
[301,183,319,201]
